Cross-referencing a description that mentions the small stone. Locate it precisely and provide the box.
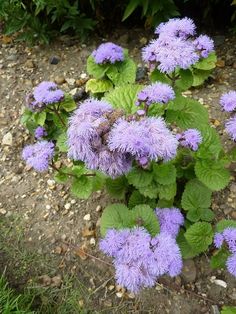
[211,305,220,314]
[108,285,115,291]
[80,73,87,79]
[69,88,78,96]
[79,300,84,307]
[89,237,96,246]
[54,76,65,85]
[2,132,12,146]
[95,205,102,212]
[66,78,76,86]
[230,211,236,219]
[64,203,71,210]
[216,59,225,68]
[116,292,123,298]
[39,275,51,286]
[83,214,91,221]
[47,179,55,187]
[25,60,35,68]
[0,208,7,215]
[181,260,197,283]
[71,199,76,204]
[46,205,51,210]
[51,275,62,287]
[61,234,67,241]
[49,56,60,65]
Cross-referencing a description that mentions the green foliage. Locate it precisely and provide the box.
[210,247,230,269]
[105,176,128,199]
[153,162,176,185]
[191,53,217,86]
[86,78,113,94]
[221,306,236,314]
[184,222,213,254]
[56,132,68,153]
[127,167,153,188]
[100,203,159,237]
[216,219,236,232]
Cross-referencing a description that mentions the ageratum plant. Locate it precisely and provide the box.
[21,18,236,293]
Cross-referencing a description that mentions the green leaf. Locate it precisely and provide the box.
[71,165,86,177]
[191,69,212,86]
[216,219,236,232]
[210,246,230,269]
[122,0,140,21]
[87,55,109,79]
[128,190,156,209]
[153,163,176,185]
[100,204,131,237]
[106,176,128,199]
[21,108,33,125]
[175,69,193,91]
[56,132,68,152]
[158,183,177,200]
[195,159,230,191]
[185,222,213,254]
[54,171,68,183]
[193,52,217,70]
[150,69,171,84]
[139,182,159,199]
[221,306,236,314]
[148,104,166,117]
[92,171,106,191]
[228,147,236,162]
[34,111,46,126]
[197,125,223,159]
[60,94,76,112]
[106,58,137,85]
[52,111,67,128]
[71,176,93,199]
[104,84,143,114]
[85,78,113,94]
[177,229,199,259]
[131,205,160,236]
[126,167,153,188]
[157,198,174,208]
[166,96,209,129]
[181,179,212,220]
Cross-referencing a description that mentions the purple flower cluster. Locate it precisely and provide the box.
[100,226,182,293]
[176,128,202,151]
[92,42,124,64]
[214,227,236,277]
[156,207,184,238]
[108,117,178,163]
[22,141,54,172]
[26,81,64,112]
[220,91,236,112]
[142,18,214,74]
[67,99,178,177]
[225,116,236,141]
[34,126,47,139]
[136,83,175,107]
[67,99,132,178]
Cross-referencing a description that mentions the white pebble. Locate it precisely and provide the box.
[80,72,87,79]
[90,237,96,246]
[47,179,55,187]
[64,203,71,210]
[0,208,7,215]
[71,199,76,204]
[46,205,51,210]
[96,205,102,212]
[83,214,91,221]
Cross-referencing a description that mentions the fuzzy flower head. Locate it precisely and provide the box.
[142,37,199,74]
[226,253,236,277]
[34,126,47,139]
[67,98,132,178]
[155,17,196,39]
[26,81,64,112]
[176,128,202,151]
[223,228,236,253]
[220,91,236,112]
[155,208,184,238]
[22,141,54,172]
[214,232,224,249]
[108,117,178,163]
[136,83,175,107]
[92,42,124,64]
[225,116,236,141]
[194,35,214,58]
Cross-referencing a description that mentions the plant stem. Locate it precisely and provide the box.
[51,163,95,178]
[52,104,66,127]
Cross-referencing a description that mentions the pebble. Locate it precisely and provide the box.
[83,214,91,221]
[2,132,13,146]
[54,76,65,85]
[116,292,123,298]
[71,199,76,204]
[80,73,87,79]
[181,260,197,283]
[46,205,51,210]
[95,205,102,212]
[47,179,55,187]
[64,203,71,210]
[210,277,227,288]
[230,211,236,219]
[69,88,78,96]
[90,237,96,246]
[49,56,60,65]
[0,208,7,215]
[66,78,76,86]
[25,60,35,68]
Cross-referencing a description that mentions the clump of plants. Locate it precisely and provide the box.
[21,18,236,293]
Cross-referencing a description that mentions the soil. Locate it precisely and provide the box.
[0,29,236,313]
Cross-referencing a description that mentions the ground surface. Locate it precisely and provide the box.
[0,30,236,313]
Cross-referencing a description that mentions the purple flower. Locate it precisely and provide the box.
[136,83,175,106]
[223,228,236,253]
[151,232,183,277]
[220,91,236,112]
[142,37,199,74]
[108,117,178,162]
[26,81,64,112]
[194,35,214,58]
[155,18,196,39]
[92,42,124,64]
[67,99,132,178]
[99,229,129,257]
[22,141,54,172]
[226,253,236,277]
[155,208,184,238]
[214,232,224,249]
[225,116,236,141]
[177,128,202,151]
[34,126,47,139]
